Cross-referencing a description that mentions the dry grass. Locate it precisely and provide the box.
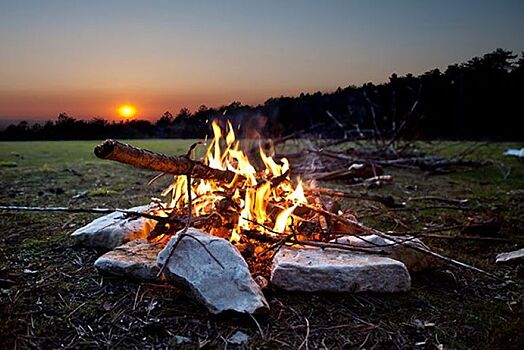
[0,140,523,349]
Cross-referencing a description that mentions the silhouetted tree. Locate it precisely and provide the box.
[1,49,522,141]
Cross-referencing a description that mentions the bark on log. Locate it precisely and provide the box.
[94,139,237,182]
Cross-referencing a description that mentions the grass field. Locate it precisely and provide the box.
[0,140,523,349]
[0,140,197,167]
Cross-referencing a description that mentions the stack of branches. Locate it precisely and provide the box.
[279,142,486,179]
[273,88,487,179]
[94,140,360,241]
[94,140,495,279]
[0,140,500,280]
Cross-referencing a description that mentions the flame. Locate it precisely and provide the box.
[162,120,308,241]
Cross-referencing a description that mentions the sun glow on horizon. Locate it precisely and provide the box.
[117,104,137,119]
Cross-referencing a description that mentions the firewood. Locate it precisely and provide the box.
[94,139,238,182]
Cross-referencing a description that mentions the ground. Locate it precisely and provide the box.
[0,140,523,349]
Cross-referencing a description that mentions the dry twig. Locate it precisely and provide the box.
[306,187,405,208]
[301,203,502,280]
[0,205,166,221]
[157,174,224,277]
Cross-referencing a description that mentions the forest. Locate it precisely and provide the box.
[1,48,523,141]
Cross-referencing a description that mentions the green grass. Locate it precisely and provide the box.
[0,139,199,207]
[0,139,197,167]
[0,139,522,349]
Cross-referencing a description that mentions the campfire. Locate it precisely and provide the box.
[94,120,356,255]
[74,120,499,314]
[0,120,496,315]
[154,120,310,244]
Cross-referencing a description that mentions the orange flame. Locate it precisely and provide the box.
[162,120,307,240]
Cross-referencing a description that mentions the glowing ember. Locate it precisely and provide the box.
[160,120,307,241]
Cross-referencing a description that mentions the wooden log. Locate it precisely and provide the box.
[94,139,237,182]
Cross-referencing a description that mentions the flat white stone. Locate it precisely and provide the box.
[71,205,157,249]
[228,330,249,345]
[496,248,524,265]
[173,335,191,345]
[271,246,411,293]
[332,234,441,272]
[157,228,269,314]
[94,240,163,281]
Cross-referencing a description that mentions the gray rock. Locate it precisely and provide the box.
[332,234,441,272]
[94,240,162,281]
[71,205,157,249]
[270,246,411,293]
[172,335,191,345]
[157,228,269,314]
[228,330,249,345]
[496,248,524,265]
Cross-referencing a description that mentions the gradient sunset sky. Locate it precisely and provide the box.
[1,0,523,121]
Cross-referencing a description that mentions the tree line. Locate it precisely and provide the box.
[1,48,523,141]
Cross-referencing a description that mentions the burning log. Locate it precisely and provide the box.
[94,139,238,182]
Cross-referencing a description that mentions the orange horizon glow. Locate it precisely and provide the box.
[0,89,306,121]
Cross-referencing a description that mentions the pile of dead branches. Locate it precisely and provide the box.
[0,138,501,281]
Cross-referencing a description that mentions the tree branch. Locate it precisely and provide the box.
[95,139,238,182]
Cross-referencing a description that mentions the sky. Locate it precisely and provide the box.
[0,0,523,121]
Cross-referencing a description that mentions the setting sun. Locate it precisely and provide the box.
[117,104,137,119]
